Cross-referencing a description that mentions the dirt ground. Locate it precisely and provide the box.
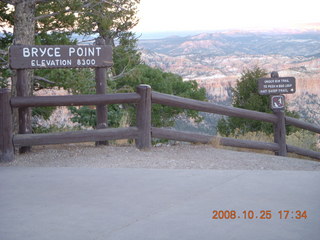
[1,143,320,171]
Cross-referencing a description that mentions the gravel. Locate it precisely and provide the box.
[1,143,320,171]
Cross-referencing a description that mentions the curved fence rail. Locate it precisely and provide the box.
[285,116,320,134]
[152,92,278,123]
[1,85,319,162]
[151,127,280,152]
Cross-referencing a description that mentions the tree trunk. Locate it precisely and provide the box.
[12,0,36,133]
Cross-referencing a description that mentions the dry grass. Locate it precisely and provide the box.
[209,136,222,148]
[287,130,319,151]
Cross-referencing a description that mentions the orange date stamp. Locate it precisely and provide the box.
[212,210,308,220]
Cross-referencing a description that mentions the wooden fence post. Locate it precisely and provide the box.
[16,69,31,153]
[274,110,287,156]
[0,89,14,162]
[136,85,151,149]
[95,37,108,146]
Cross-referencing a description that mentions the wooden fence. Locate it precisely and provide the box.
[1,85,319,162]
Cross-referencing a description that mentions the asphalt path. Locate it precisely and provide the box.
[1,145,320,240]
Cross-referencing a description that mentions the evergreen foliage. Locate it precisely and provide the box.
[217,67,299,136]
[0,32,12,88]
[115,64,206,127]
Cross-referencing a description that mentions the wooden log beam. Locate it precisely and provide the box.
[152,91,277,123]
[0,89,14,162]
[286,116,320,134]
[287,145,320,160]
[11,93,140,108]
[16,69,31,153]
[152,127,212,144]
[95,37,108,146]
[151,127,279,152]
[273,111,287,157]
[13,127,139,147]
[136,85,152,149]
[219,138,280,152]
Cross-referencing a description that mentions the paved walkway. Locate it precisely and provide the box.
[1,167,320,240]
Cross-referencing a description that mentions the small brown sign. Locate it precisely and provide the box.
[271,95,285,110]
[9,45,113,69]
[258,77,296,95]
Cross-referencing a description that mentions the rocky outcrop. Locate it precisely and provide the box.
[140,31,320,125]
[34,88,78,129]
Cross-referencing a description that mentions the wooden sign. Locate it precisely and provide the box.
[9,45,113,69]
[258,77,296,95]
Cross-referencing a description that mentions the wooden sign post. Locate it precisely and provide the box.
[95,38,108,146]
[9,43,113,151]
[258,71,296,157]
[16,69,32,153]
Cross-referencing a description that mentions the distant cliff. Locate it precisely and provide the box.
[139,31,320,123]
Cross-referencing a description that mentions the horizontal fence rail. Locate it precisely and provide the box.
[287,145,320,160]
[152,91,278,123]
[14,127,139,147]
[152,127,280,152]
[11,93,141,108]
[285,116,320,134]
[152,127,213,144]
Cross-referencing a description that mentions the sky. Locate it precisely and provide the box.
[134,0,320,33]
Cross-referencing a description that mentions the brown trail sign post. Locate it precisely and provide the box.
[95,38,109,146]
[258,71,296,157]
[16,68,32,153]
[9,42,113,151]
